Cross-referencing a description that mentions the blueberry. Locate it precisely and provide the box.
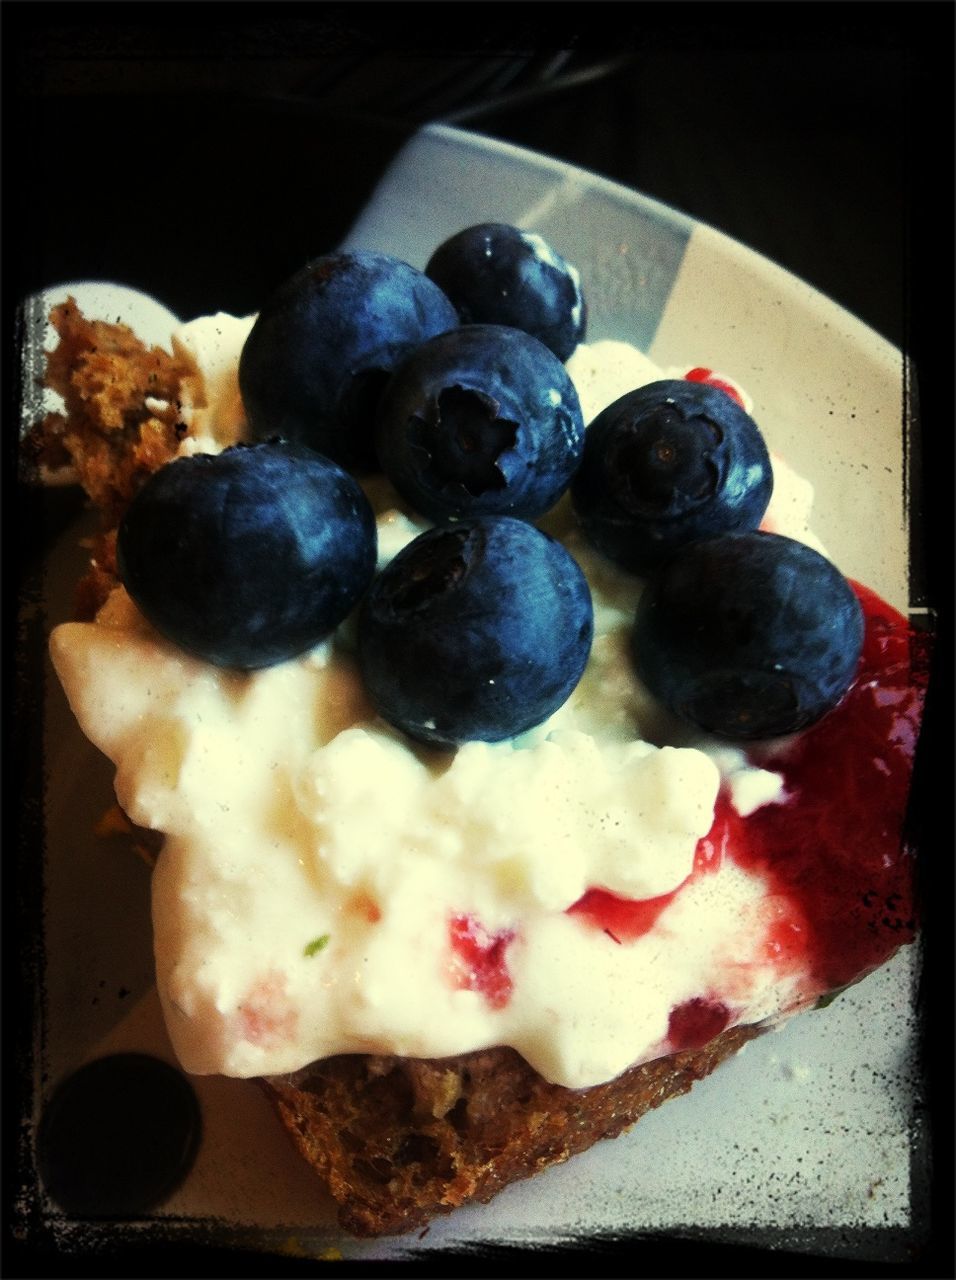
[425,223,586,361]
[117,441,377,669]
[632,531,865,739]
[238,251,458,472]
[571,379,773,574]
[376,325,585,523]
[358,515,594,747]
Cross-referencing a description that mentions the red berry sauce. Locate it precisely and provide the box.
[668,997,732,1051]
[739,583,926,991]
[567,795,738,942]
[448,914,515,1009]
[568,583,926,1008]
[683,366,745,408]
[447,587,925,1028]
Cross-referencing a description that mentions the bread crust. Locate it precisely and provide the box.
[261,1026,764,1237]
[24,298,196,520]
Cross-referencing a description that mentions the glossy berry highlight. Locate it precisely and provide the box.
[425,222,586,361]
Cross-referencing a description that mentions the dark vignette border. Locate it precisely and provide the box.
[4,2,953,1277]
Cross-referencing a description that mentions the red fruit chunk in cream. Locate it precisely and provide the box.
[449,915,515,1009]
[236,973,298,1048]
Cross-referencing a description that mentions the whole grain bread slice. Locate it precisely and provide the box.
[261,1027,763,1237]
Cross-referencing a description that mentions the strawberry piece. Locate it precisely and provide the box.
[448,914,515,1009]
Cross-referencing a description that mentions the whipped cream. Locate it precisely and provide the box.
[49,321,822,1089]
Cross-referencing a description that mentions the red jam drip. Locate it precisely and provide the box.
[568,583,925,998]
[448,914,515,1009]
[739,583,925,991]
[668,997,732,1051]
[683,366,745,407]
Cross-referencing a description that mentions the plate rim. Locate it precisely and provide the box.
[360,120,901,367]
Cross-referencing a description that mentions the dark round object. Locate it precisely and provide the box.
[358,515,594,747]
[36,1053,201,1218]
[117,441,377,670]
[632,531,865,739]
[375,324,585,524]
[238,250,459,471]
[571,379,773,574]
[424,222,586,361]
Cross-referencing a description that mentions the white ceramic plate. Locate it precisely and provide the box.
[31,123,923,1265]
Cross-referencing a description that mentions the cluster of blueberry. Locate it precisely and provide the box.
[117,224,863,747]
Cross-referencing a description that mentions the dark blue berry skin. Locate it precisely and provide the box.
[632,531,865,740]
[571,380,773,574]
[375,324,585,524]
[117,442,377,670]
[358,516,594,748]
[424,223,587,361]
[238,251,458,473]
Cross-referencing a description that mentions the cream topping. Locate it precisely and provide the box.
[49,324,821,1088]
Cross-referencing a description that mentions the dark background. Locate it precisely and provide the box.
[7,1,952,576]
[6,2,953,606]
[5,0,953,351]
[5,3,954,1276]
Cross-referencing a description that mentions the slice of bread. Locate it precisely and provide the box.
[261,1027,762,1237]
